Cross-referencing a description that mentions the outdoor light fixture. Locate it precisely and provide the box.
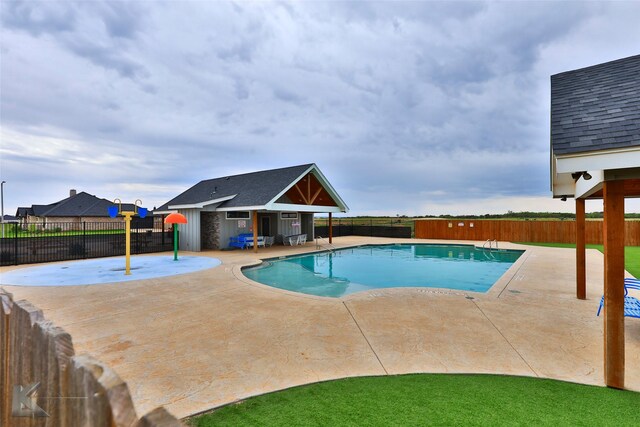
[571,171,592,181]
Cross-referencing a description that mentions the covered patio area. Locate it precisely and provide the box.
[551,54,640,389]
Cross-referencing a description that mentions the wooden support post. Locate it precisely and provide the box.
[576,198,586,300]
[253,210,258,254]
[328,212,333,244]
[603,180,625,389]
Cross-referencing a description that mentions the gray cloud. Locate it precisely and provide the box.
[1,0,77,36]
[64,38,149,78]
[1,1,639,215]
[94,2,144,39]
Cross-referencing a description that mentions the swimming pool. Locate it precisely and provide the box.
[243,244,523,297]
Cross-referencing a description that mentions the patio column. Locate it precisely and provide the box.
[576,198,586,300]
[253,210,258,254]
[603,180,625,389]
[328,212,333,244]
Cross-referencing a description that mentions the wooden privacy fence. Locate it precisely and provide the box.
[414,220,640,246]
[0,290,184,427]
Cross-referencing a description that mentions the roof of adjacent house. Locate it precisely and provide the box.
[156,163,346,212]
[16,192,140,217]
[551,54,640,156]
[1,215,18,223]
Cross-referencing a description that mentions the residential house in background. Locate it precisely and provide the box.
[16,190,154,229]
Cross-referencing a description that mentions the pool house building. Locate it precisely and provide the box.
[155,164,349,252]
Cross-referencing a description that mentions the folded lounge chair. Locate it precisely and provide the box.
[288,235,300,246]
[282,234,303,246]
[597,278,640,318]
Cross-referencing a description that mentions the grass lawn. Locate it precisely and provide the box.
[517,243,640,278]
[188,374,639,426]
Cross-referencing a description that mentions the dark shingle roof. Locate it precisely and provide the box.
[18,192,142,217]
[156,164,314,211]
[16,207,33,217]
[551,54,640,155]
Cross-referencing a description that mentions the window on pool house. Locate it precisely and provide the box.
[226,211,250,220]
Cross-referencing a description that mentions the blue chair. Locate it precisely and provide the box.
[625,277,640,292]
[229,233,256,249]
[597,278,640,318]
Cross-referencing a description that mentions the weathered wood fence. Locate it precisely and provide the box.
[0,289,184,426]
[414,220,640,246]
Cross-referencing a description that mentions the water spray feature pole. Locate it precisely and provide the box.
[164,213,188,261]
[108,199,148,275]
[123,211,133,274]
[173,224,178,260]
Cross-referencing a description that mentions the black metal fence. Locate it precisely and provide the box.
[315,218,412,239]
[0,220,173,266]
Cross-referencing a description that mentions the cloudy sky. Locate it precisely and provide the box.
[1,1,639,217]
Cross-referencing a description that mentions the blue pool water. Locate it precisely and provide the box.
[243,244,523,297]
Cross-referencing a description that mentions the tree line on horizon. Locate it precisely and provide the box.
[344,211,640,220]
[422,211,640,220]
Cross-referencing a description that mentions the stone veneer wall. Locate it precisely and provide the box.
[200,212,220,250]
[0,289,184,427]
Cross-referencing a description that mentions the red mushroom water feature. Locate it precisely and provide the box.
[164,213,188,261]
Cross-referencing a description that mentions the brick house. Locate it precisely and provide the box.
[16,190,156,230]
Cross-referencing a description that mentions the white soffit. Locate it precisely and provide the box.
[575,170,604,199]
[552,174,576,198]
[267,203,344,213]
[555,147,640,174]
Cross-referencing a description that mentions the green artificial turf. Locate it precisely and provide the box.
[188,374,639,426]
[516,243,640,278]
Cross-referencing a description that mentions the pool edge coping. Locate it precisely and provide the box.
[235,242,530,302]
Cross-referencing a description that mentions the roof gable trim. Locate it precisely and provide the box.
[266,164,349,212]
[168,194,237,210]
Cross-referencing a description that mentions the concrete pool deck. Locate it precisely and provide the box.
[2,237,640,419]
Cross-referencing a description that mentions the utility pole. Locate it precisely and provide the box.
[1,181,5,238]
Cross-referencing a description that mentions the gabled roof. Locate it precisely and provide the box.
[17,192,141,217]
[551,54,640,156]
[156,163,348,213]
[16,207,33,217]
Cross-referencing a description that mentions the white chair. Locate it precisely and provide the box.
[288,235,300,246]
[247,236,265,248]
[264,236,275,247]
[299,234,307,245]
